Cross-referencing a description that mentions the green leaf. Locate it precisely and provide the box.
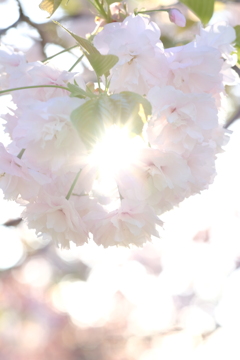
[87,53,119,77]
[234,25,240,47]
[106,0,122,4]
[71,95,115,148]
[237,48,240,65]
[53,21,99,55]
[67,81,96,99]
[71,92,152,148]
[110,92,152,135]
[180,0,215,25]
[67,83,87,99]
[39,0,63,16]
[234,26,240,65]
[53,22,119,76]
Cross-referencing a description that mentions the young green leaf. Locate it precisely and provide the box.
[39,0,63,17]
[67,81,96,99]
[106,0,122,4]
[235,25,240,47]
[71,95,115,148]
[110,92,152,135]
[235,26,240,46]
[234,25,240,65]
[87,53,119,77]
[53,22,119,76]
[53,22,99,55]
[67,83,87,99]
[180,0,215,25]
[71,91,152,148]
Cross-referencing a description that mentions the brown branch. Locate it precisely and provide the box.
[2,218,22,227]
[223,66,240,129]
[224,107,240,129]
[0,0,64,58]
[0,0,47,57]
[15,0,48,57]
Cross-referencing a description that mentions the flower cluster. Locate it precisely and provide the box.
[0,15,238,248]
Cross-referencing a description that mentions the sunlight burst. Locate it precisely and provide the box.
[90,125,142,174]
[89,125,143,196]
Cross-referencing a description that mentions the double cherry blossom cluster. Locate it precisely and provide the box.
[0,14,239,248]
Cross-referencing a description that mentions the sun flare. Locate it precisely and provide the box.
[89,125,143,196]
[90,125,142,174]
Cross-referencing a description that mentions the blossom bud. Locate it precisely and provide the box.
[169,8,186,27]
[110,2,128,22]
[95,16,106,27]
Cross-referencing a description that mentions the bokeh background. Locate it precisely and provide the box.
[0,0,240,359]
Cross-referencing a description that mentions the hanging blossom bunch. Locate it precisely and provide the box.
[0,4,239,248]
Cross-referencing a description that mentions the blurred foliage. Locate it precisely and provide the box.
[39,0,63,16]
[180,0,215,24]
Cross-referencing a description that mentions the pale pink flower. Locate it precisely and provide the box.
[146,86,219,155]
[186,144,217,193]
[0,143,50,200]
[86,199,162,247]
[166,43,224,97]
[2,112,19,140]
[144,86,227,206]
[166,24,238,99]
[12,96,86,174]
[25,193,88,248]
[196,22,236,56]
[169,9,186,27]
[116,148,192,213]
[94,14,169,94]
[0,44,26,89]
[196,22,239,86]
[0,21,237,248]
[0,44,25,68]
[1,51,85,108]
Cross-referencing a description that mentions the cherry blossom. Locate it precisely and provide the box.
[86,199,162,247]
[11,97,86,174]
[94,14,169,94]
[25,191,89,249]
[146,86,219,154]
[0,14,238,248]
[0,143,50,200]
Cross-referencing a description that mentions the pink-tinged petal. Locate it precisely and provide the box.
[169,9,186,28]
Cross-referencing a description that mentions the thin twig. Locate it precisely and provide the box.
[42,45,79,63]
[68,54,84,72]
[0,84,70,96]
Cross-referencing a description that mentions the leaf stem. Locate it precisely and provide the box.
[97,76,101,91]
[0,85,70,96]
[41,45,79,63]
[66,170,82,200]
[68,54,84,72]
[136,9,168,15]
[104,75,108,93]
